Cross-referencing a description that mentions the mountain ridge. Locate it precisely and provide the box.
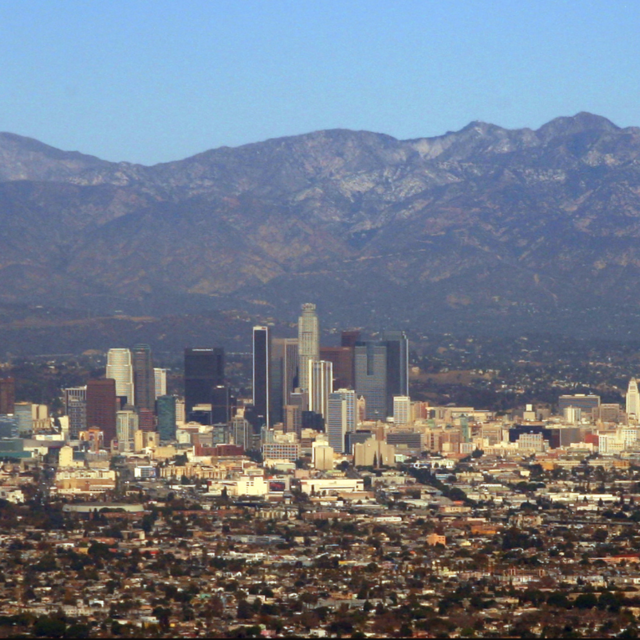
[2,112,640,342]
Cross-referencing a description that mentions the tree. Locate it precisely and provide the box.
[237,599,252,620]
[575,592,598,609]
[34,616,66,638]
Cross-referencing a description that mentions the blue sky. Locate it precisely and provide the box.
[1,0,638,164]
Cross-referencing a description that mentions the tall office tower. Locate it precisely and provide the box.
[354,342,388,420]
[381,331,409,418]
[320,346,354,389]
[270,338,299,424]
[175,398,186,424]
[253,326,270,428]
[132,344,155,411]
[154,368,167,399]
[327,389,356,453]
[157,395,177,442]
[67,398,87,439]
[184,348,225,414]
[298,303,319,393]
[138,408,155,432]
[627,378,640,417]
[393,396,411,425]
[86,379,117,446]
[106,348,134,405]
[116,410,138,452]
[211,384,230,424]
[308,360,333,419]
[15,403,33,436]
[284,405,302,436]
[270,339,285,425]
[284,339,299,400]
[64,386,87,438]
[0,377,15,414]
[230,416,252,450]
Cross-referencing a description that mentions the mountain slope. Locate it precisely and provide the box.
[3,113,640,338]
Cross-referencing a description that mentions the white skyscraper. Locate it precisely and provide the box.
[154,368,167,399]
[116,409,138,452]
[308,360,333,419]
[106,348,134,405]
[627,378,640,418]
[298,303,319,393]
[327,389,356,454]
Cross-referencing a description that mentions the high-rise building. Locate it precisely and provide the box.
[175,398,186,424]
[184,348,225,415]
[354,342,387,420]
[253,326,270,428]
[230,416,252,450]
[381,331,409,418]
[627,379,640,418]
[0,377,15,415]
[393,396,411,425]
[138,408,155,432]
[298,303,319,393]
[157,395,177,442]
[308,360,333,419]
[284,405,302,436]
[212,385,231,424]
[270,338,299,425]
[65,386,87,439]
[320,346,354,390]
[106,348,134,405]
[15,402,33,436]
[327,389,356,453]
[154,368,167,399]
[132,344,155,411]
[116,410,138,452]
[86,379,117,446]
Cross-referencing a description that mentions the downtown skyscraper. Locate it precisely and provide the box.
[271,338,298,424]
[106,348,134,405]
[308,359,333,420]
[327,389,356,453]
[132,344,155,411]
[298,303,319,394]
[253,326,270,428]
[184,348,225,415]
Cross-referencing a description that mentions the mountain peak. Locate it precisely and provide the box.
[536,112,619,141]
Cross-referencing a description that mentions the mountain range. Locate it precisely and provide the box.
[2,111,640,352]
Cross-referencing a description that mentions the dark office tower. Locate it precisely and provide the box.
[138,408,155,432]
[0,377,15,415]
[341,330,361,349]
[270,339,285,424]
[354,342,387,421]
[184,348,225,414]
[381,331,409,416]
[211,384,230,424]
[132,344,155,411]
[253,326,270,428]
[270,338,299,425]
[320,346,354,390]
[86,379,117,446]
[157,396,176,442]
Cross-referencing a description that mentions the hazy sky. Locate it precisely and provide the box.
[1,0,638,164]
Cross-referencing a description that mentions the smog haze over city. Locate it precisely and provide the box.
[3,2,640,638]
